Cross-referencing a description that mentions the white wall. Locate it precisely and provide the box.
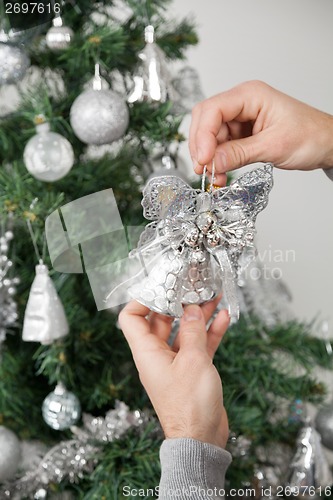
[173,0,333,331]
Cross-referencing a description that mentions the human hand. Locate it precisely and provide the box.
[190,80,333,183]
[119,297,230,449]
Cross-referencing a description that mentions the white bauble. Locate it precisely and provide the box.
[45,16,73,51]
[70,88,129,145]
[0,426,21,482]
[0,42,30,86]
[23,122,74,182]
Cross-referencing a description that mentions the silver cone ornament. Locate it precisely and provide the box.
[22,263,69,345]
[128,25,178,104]
[286,421,333,498]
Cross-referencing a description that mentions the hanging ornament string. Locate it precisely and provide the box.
[25,198,46,265]
[201,162,216,192]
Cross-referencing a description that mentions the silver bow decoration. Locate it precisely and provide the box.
[127,164,273,322]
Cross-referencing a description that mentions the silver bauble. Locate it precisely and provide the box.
[0,426,21,482]
[22,263,69,345]
[46,16,73,51]
[315,402,333,450]
[42,383,81,430]
[0,42,30,86]
[23,122,74,182]
[70,88,129,145]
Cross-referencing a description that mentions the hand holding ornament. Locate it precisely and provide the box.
[190,80,333,183]
[119,297,230,449]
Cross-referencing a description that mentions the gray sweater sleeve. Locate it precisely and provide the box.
[158,438,232,499]
[324,167,333,181]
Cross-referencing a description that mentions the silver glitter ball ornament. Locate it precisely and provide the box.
[46,16,74,51]
[23,121,74,182]
[315,402,333,450]
[42,383,81,430]
[0,426,21,481]
[0,42,30,86]
[70,88,129,145]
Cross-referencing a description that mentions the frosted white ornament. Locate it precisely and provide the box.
[46,16,74,51]
[70,65,129,145]
[22,263,69,345]
[23,121,74,182]
[0,39,30,86]
[0,426,22,482]
[42,383,81,430]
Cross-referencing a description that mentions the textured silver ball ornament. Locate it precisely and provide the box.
[0,42,30,86]
[0,426,21,481]
[70,88,129,145]
[315,403,333,450]
[42,383,81,431]
[23,122,74,182]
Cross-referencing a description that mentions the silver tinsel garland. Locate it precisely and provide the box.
[0,402,158,499]
[0,224,19,353]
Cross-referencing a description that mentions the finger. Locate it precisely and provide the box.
[194,83,266,167]
[189,103,204,172]
[200,295,222,324]
[170,297,222,352]
[207,171,227,187]
[119,301,174,370]
[207,309,230,358]
[149,312,174,342]
[178,304,207,352]
[226,120,253,141]
[214,134,265,173]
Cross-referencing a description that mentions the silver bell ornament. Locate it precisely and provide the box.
[42,383,81,430]
[286,421,333,498]
[128,25,178,104]
[0,425,22,482]
[23,116,74,182]
[0,30,30,86]
[70,63,129,145]
[172,66,205,113]
[108,165,273,321]
[46,15,74,51]
[22,263,69,345]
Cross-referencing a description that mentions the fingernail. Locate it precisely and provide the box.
[184,305,202,321]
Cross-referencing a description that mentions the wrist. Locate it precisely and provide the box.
[163,418,228,449]
[321,114,333,169]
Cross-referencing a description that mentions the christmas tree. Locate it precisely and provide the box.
[0,1,333,498]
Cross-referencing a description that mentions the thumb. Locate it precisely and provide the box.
[178,305,207,352]
[215,134,264,173]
